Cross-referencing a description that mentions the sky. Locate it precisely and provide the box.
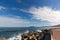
[0,0,60,27]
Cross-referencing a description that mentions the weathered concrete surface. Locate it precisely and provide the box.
[51,28,60,40]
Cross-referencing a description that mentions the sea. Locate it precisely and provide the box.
[0,26,53,40]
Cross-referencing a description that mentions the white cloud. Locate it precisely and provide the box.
[7,6,60,26]
[0,16,31,27]
[27,6,60,23]
[0,16,48,27]
[0,6,6,10]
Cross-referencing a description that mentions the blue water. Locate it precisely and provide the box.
[0,26,52,39]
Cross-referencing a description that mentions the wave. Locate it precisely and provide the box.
[6,30,29,40]
[7,33,22,40]
[36,29,42,32]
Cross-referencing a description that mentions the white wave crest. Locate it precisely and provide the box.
[36,30,42,32]
[7,33,22,40]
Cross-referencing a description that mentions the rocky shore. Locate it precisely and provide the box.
[21,30,51,40]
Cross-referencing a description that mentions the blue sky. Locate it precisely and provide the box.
[0,0,60,27]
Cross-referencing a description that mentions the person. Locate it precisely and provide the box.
[43,29,51,40]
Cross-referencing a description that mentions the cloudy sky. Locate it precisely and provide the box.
[0,0,60,27]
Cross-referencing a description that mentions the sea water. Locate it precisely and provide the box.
[0,27,52,40]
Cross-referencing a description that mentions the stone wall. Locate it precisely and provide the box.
[21,30,51,40]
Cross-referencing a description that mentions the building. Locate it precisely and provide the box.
[51,28,60,40]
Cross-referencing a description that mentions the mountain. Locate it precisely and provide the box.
[52,24,60,27]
